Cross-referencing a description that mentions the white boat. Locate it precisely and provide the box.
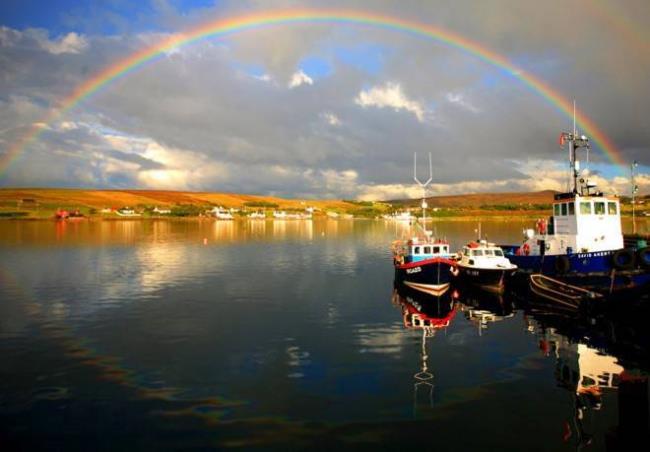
[273,210,312,220]
[115,207,141,217]
[247,211,266,219]
[453,240,517,293]
[210,207,234,220]
[383,211,415,221]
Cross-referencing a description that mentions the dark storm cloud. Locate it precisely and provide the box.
[0,0,648,195]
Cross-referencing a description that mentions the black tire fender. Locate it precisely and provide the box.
[612,249,635,270]
[554,256,571,274]
[636,247,650,269]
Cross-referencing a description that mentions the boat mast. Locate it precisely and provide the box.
[414,152,433,236]
[632,160,638,234]
[560,102,590,195]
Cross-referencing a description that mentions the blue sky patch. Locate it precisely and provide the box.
[334,43,387,75]
[298,56,332,80]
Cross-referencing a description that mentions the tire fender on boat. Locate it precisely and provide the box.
[635,247,649,269]
[554,256,571,274]
[612,249,636,270]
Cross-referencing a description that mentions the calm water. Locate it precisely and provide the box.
[1,219,648,451]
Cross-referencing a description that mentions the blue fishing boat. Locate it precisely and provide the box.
[392,153,457,296]
[393,236,457,295]
[502,128,650,295]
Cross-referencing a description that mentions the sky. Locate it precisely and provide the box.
[0,0,648,200]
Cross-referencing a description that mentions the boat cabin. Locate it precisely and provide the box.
[460,241,508,267]
[398,238,451,263]
[539,193,623,254]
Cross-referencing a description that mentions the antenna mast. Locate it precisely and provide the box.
[414,152,433,236]
[560,101,590,194]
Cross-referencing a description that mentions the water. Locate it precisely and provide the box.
[1,219,648,450]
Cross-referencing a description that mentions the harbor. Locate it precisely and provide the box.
[1,1,649,450]
[1,217,648,450]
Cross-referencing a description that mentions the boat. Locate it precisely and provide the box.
[393,236,457,295]
[501,128,650,295]
[272,210,312,220]
[210,207,234,220]
[383,211,415,221]
[392,154,458,296]
[247,211,266,219]
[54,209,85,220]
[453,240,517,293]
[115,207,141,217]
[529,274,602,309]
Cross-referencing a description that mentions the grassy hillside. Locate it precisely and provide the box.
[1,188,643,220]
[390,190,558,209]
[0,188,386,219]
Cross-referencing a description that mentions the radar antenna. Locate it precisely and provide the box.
[559,102,591,195]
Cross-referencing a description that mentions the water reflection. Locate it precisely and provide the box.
[523,299,650,450]
[1,219,648,450]
[453,287,515,335]
[392,284,456,415]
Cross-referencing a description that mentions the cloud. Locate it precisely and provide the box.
[446,92,479,113]
[355,82,427,122]
[1,0,649,197]
[288,69,314,88]
[38,31,88,54]
[321,112,341,126]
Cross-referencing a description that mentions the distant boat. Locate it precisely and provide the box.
[55,209,84,220]
[210,207,234,220]
[383,211,415,221]
[115,207,141,217]
[247,211,266,219]
[273,210,312,220]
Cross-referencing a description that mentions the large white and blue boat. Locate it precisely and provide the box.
[501,129,650,295]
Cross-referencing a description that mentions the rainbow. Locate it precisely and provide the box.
[0,9,626,176]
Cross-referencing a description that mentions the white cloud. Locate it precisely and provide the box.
[357,159,650,201]
[355,82,427,122]
[39,32,88,55]
[446,92,480,113]
[288,70,313,88]
[321,112,341,126]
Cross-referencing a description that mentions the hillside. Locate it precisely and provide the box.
[0,188,352,210]
[0,188,377,219]
[390,190,558,208]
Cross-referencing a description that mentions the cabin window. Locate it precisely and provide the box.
[568,203,575,215]
[472,250,484,256]
[484,249,494,256]
[594,202,606,215]
[433,246,440,254]
[423,246,431,254]
[554,204,561,216]
[494,249,504,257]
[580,202,592,215]
[608,202,617,215]
[463,247,469,256]
[414,246,420,254]
[561,203,567,216]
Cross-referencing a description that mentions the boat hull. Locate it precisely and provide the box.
[453,264,516,293]
[501,247,650,295]
[394,257,456,296]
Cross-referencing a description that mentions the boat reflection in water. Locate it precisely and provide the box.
[392,283,456,416]
[523,297,650,450]
[451,286,515,336]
